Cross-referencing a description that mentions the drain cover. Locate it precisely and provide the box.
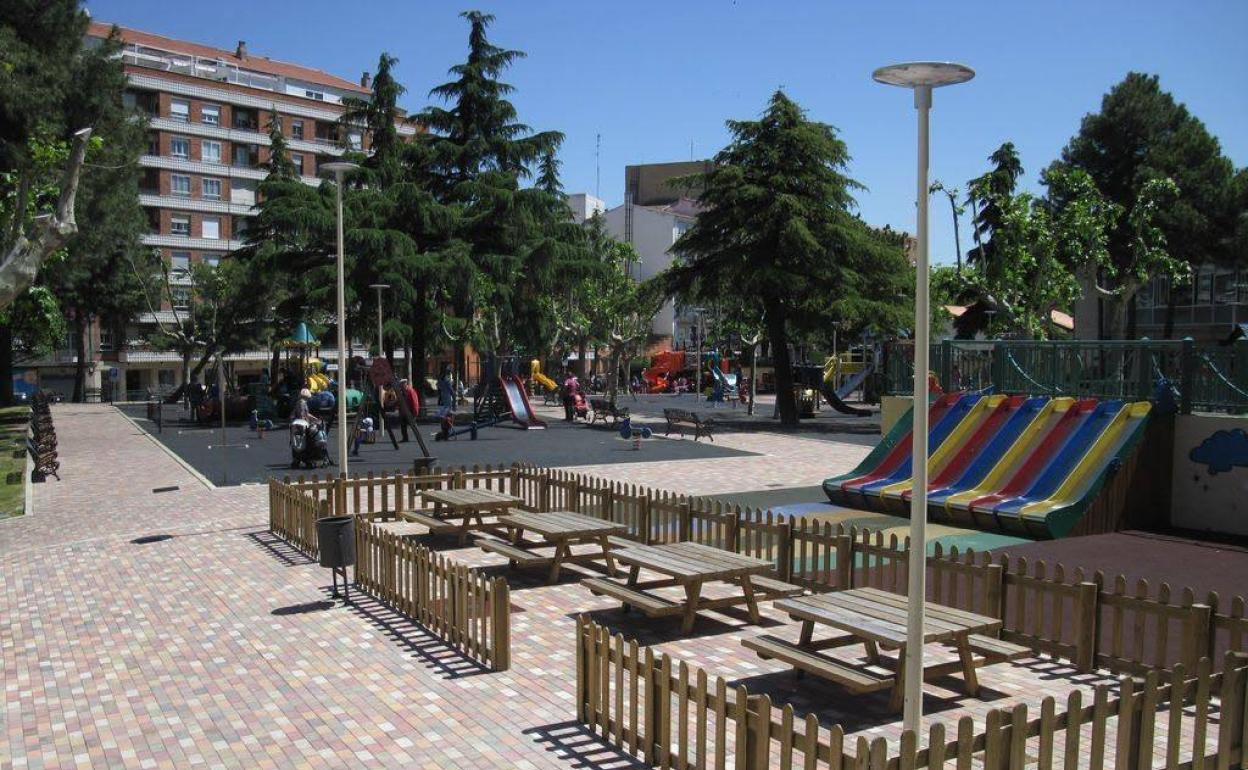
[152,486,179,493]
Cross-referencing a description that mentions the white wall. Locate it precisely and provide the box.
[602,204,692,336]
[565,193,605,224]
[1171,413,1248,537]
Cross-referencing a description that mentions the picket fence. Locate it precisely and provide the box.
[278,464,1247,677]
[576,616,1248,770]
[267,476,511,671]
[354,516,510,670]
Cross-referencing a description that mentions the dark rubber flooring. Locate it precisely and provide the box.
[118,404,755,487]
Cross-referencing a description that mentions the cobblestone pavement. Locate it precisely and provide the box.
[3,405,1139,769]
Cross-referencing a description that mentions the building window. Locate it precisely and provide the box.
[202,254,222,269]
[291,120,304,140]
[348,131,362,150]
[170,99,189,122]
[170,136,190,159]
[202,178,222,200]
[233,107,258,130]
[201,140,222,164]
[290,153,304,175]
[233,144,258,168]
[201,104,220,126]
[171,288,191,310]
[170,251,191,276]
[170,215,190,236]
[202,217,221,240]
[304,89,325,101]
[170,174,191,197]
[158,369,175,386]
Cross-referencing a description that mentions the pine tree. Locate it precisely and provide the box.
[666,91,910,426]
[420,11,564,363]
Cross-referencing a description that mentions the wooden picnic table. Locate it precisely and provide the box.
[480,510,627,582]
[749,586,1026,711]
[402,488,523,543]
[588,541,799,633]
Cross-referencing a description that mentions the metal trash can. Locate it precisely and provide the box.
[316,516,355,600]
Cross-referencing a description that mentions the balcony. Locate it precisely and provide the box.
[121,44,280,94]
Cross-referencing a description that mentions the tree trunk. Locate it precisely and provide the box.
[748,343,758,416]
[0,129,91,311]
[72,314,87,403]
[577,339,588,379]
[180,349,192,391]
[189,345,217,381]
[269,346,281,391]
[764,300,798,426]
[0,323,13,406]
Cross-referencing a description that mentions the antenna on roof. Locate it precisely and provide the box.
[595,133,601,200]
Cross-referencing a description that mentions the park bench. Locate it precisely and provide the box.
[662,408,715,442]
[742,634,894,693]
[589,398,629,427]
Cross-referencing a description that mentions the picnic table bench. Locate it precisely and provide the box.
[583,541,802,632]
[479,510,627,582]
[401,488,523,544]
[745,586,1029,711]
[589,398,630,427]
[663,408,715,442]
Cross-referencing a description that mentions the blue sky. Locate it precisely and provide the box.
[89,0,1247,265]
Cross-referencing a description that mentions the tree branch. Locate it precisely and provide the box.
[0,128,93,309]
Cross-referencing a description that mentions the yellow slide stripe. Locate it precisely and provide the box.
[1018,401,1151,519]
[875,395,1004,501]
[943,397,1073,513]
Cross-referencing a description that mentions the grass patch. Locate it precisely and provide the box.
[0,406,29,518]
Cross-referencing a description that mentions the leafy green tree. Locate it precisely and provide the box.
[420,11,565,369]
[665,91,910,426]
[1047,72,1241,337]
[43,27,152,401]
[0,0,94,311]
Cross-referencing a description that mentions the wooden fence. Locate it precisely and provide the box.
[275,464,1246,677]
[576,616,1248,770]
[268,478,328,557]
[354,516,510,671]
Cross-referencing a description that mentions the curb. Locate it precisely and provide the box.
[114,405,216,491]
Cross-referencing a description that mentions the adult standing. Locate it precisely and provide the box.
[436,366,456,419]
[398,378,421,442]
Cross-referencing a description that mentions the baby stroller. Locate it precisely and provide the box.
[289,418,331,469]
[570,389,589,421]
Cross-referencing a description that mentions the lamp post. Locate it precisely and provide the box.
[321,160,359,476]
[873,61,974,733]
[368,283,390,360]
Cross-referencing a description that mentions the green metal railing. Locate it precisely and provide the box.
[883,339,1248,414]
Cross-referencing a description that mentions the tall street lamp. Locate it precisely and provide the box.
[873,61,974,733]
[321,160,359,477]
[368,283,390,360]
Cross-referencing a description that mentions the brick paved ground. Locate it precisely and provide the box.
[0,405,1188,769]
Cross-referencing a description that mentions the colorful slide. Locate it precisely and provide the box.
[644,350,687,393]
[501,375,546,429]
[823,392,1151,539]
[529,360,558,393]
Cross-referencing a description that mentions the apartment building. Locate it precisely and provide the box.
[18,24,416,400]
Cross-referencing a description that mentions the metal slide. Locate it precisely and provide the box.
[501,376,546,429]
[821,363,875,416]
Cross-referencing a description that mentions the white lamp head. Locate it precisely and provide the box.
[368,283,391,291]
[320,160,360,176]
[873,62,975,89]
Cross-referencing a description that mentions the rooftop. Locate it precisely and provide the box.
[88,21,371,97]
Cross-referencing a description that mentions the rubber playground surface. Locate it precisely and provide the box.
[704,487,1033,553]
[118,403,757,486]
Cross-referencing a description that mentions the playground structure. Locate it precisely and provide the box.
[439,356,546,440]
[641,350,687,393]
[529,359,558,393]
[824,392,1152,539]
[349,358,435,467]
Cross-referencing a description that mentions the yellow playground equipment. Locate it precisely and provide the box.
[822,351,868,384]
[530,359,558,392]
[305,358,331,392]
